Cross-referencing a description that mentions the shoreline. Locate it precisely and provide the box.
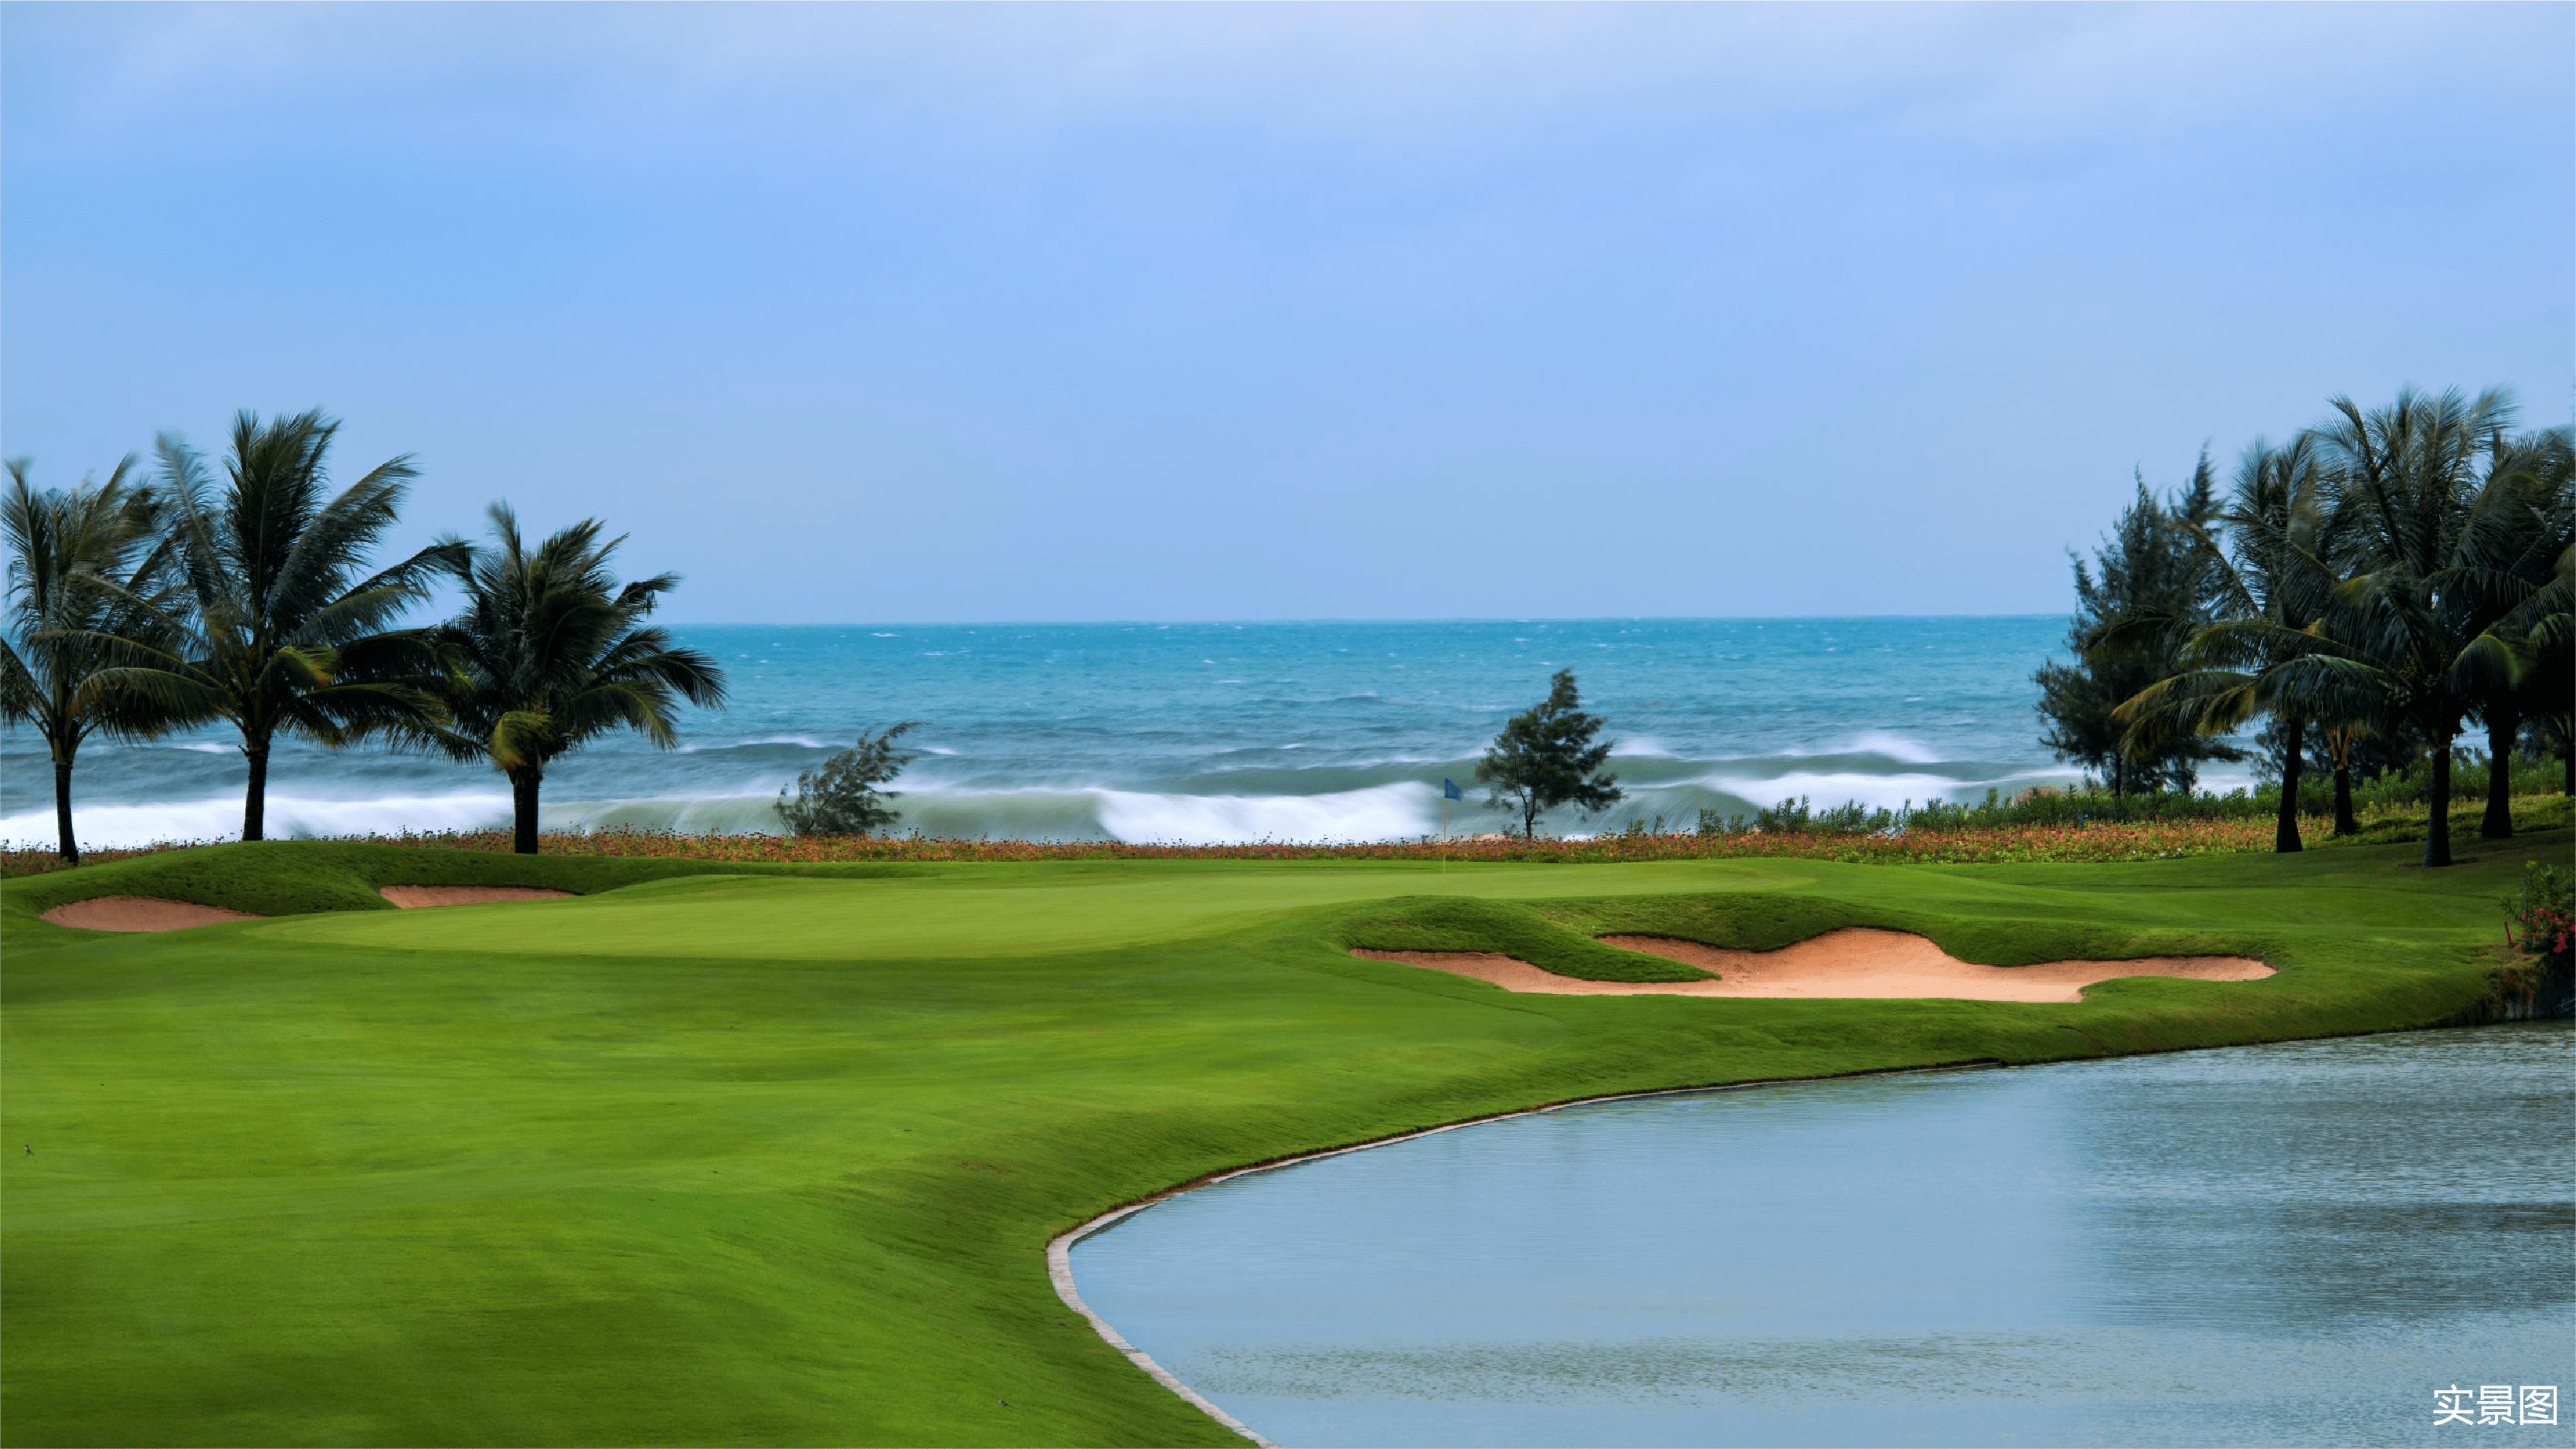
[1045,1023,2569,1444]
[1,804,2444,878]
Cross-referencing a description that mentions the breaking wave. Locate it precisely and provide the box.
[1690,769,2078,815]
[0,791,516,850]
[1093,784,1429,845]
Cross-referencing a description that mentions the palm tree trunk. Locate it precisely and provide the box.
[242,736,270,843]
[2333,765,2357,836]
[2422,732,2454,869]
[2273,711,2304,853]
[2480,708,2518,839]
[511,769,543,855]
[52,747,79,866]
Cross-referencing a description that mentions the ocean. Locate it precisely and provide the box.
[4,616,2215,850]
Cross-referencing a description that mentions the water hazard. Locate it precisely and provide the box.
[1070,1026,2575,1447]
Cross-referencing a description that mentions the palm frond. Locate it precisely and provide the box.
[440,507,726,774]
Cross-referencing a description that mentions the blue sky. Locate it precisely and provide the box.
[3,3,2568,623]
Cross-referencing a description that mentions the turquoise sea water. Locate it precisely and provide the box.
[1071,1026,2576,1448]
[2,615,2188,848]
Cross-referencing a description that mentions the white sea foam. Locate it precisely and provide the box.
[1756,731,1951,765]
[1093,783,1429,845]
[1696,770,1989,813]
[173,742,236,755]
[679,735,833,752]
[552,792,787,835]
[1840,730,1945,764]
[1698,766,2092,812]
[0,791,515,850]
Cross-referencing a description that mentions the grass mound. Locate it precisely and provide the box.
[1336,895,1710,982]
[0,840,925,932]
[1531,891,2260,969]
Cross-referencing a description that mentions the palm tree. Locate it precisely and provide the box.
[2309,385,2530,867]
[90,411,464,841]
[0,459,182,864]
[2116,436,2340,851]
[2313,714,2399,837]
[2514,557,2574,799]
[2465,426,2574,838]
[2122,394,2568,863]
[437,504,726,854]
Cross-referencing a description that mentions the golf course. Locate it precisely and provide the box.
[0,830,2561,1447]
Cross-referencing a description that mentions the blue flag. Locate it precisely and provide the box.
[1442,777,1463,802]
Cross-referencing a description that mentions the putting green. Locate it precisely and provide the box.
[249,860,1826,959]
[1,833,2556,1447]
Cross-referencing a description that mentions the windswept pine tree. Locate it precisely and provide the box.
[1477,668,1622,840]
[777,722,924,838]
[2034,451,2240,796]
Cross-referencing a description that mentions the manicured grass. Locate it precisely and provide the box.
[2,831,2558,1446]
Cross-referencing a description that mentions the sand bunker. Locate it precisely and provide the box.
[40,895,263,932]
[378,885,576,908]
[1354,928,2272,1003]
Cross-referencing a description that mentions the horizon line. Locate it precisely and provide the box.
[654,611,2070,628]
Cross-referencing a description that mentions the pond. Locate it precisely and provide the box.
[1069,1025,2574,1447]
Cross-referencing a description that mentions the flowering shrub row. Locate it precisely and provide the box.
[5,814,2347,877]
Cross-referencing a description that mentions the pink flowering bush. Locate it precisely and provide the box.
[2504,860,2574,965]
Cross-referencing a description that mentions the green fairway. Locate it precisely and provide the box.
[250,859,1814,961]
[1,833,2557,1447]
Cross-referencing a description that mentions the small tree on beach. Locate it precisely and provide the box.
[777,722,924,837]
[437,504,728,854]
[1477,669,1621,840]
